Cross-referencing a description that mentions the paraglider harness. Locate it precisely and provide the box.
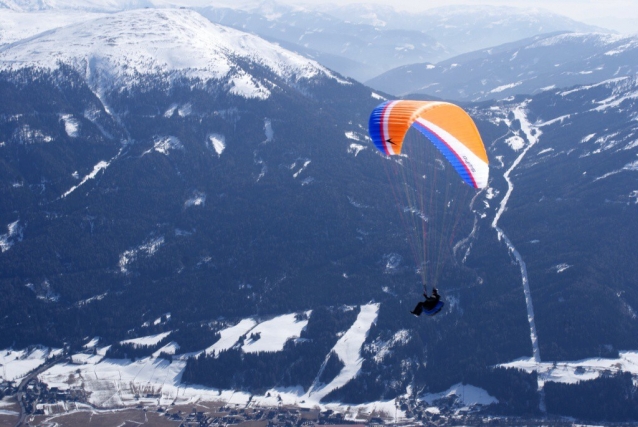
[411,287,444,317]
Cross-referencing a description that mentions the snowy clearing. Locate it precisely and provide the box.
[205,319,258,356]
[120,331,172,347]
[242,312,311,354]
[499,351,638,387]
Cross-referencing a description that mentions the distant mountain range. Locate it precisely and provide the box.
[0,1,610,82]
[1,5,638,424]
[366,32,638,101]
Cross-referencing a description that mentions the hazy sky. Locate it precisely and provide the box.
[284,0,638,34]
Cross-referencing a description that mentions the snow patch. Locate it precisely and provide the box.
[499,351,638,388]
[595,159,638,181]
[490,81,522,94]
[184,191,206,208]
[242,312,311,354]
[367,329,411,364]
[347,143,366,156]
[553,263,571,273]
[144,136,183,155]
[118,236,165,274]
[0,219,23,253]
[0,346,59,382]
[207,133,225,156]
[291,159,311,178]
[120,331,172,348]
[60,114,79,137]
[205,319,258,356]
[61,160,109,198]
[421,383,497,407]
[505,135,525,151]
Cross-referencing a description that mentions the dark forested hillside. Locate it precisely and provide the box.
[1,11,638,422]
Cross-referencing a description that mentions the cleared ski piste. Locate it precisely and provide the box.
[305,303,379,402]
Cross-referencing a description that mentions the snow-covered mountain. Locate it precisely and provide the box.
[0,1,611,82]
[2,2,638,423]
[318,4,609,52]
[0,8,347,99]
[367,32,638,101]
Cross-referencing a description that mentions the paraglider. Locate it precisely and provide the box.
[368,100,489,316]
[411,288,443,317]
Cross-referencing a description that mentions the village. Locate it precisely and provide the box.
[0,377,590,427]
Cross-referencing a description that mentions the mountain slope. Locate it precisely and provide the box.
[319,4,608,53]
[2,7,638,422]
[367,32,638,101]
[0,8,346,99]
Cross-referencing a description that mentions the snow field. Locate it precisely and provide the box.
[0,9,347,99]
[0,347,60,382]
[120,331,172,347]
[242,312,310,353]
[499,351,638,387]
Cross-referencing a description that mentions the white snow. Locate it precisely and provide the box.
[207,133,226,156]
[347,143,366,156]
[499,351,638,388]
[595,159,638,181]
[152,342,180,358]
[0,9,347,98]
[184,191,206,208]
[0,9,107,45]
[120,331,172,348]
[205,318,258,356]
[421,383,498,407]
[84,337,101,349]
[368,329,411,363]
[60,114,79,137]
[0,219,22,253]
[344,131,361,141]
[371,92,386,100]
[490,81,522,94]
[143,136,183,155]
[553,263,572,273]
[492,102,542,366]
[164,104,178,117]
[61,160,109,198]
[292,160,311,178]
[505,135,525,151]
[118,236,165,273]
[75,292,107,307]
[242,312,310,354]
[0,347,58,382]
[305,303,379,402]
[582,133,596,143]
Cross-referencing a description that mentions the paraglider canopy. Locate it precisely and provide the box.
[368,100,489,189]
